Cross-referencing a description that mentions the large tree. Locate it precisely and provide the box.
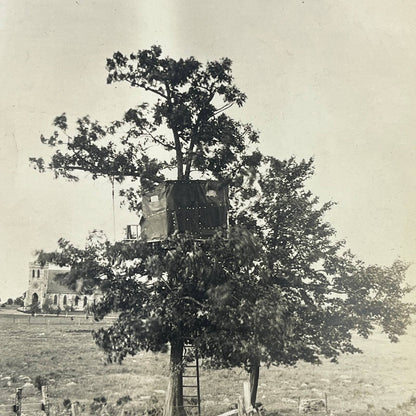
[31,46,415,415]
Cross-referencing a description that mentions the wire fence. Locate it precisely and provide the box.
[0,315,117,327]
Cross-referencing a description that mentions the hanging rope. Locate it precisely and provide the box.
[111,176,116,242]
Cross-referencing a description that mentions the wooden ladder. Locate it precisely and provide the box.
[182,345,201,416]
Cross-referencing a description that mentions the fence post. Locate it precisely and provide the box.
[42,385,49,415]
[14,387,22,416]
[71,402,79,416]
[237,396,244,416]
[243,382,251,413]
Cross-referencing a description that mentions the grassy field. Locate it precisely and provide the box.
[0,312,415,415]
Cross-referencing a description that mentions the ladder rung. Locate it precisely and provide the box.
[182,345,200,416]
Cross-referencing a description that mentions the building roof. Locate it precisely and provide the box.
[46,270,78,294]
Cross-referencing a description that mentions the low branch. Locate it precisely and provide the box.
[180,296,205,308]
[213,102,234,115]
[63,165,143,178]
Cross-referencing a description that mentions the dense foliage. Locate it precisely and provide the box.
[31,46,415,415]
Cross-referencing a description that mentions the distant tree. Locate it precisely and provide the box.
[14,296,24,307]
[7,298,13,305]
[31,46,415,415]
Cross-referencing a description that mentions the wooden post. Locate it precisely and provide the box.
[237,397,244,416]
[243,382,251,413]
[14,388,22,416]
[71,402,79,416]
[42,385,49,415]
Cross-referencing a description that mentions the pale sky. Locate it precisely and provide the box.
[1,1,415,300]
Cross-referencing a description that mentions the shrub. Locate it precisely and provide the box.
[14,296,24,306]
[42,302,54,314]
[116,395,132,406]
[30,302,41,315]
[90,396,107,414]
[63,398,72,410]
[144,395,163,416]
[34,375,48,391]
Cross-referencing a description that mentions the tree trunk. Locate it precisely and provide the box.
[249,362,260,408]
[163,339,186,416]
[171,128,184,180]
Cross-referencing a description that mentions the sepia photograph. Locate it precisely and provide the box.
[1,1,415,415]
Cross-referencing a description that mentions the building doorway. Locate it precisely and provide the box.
[32,293,39,305]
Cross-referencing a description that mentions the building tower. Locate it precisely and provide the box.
[24,262,49,309]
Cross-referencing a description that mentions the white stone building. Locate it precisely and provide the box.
[24,262,101,312]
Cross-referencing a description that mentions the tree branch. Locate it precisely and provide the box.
[184,91,216,178]
[213,102,234,115]
[63,165,143,178]
[126,77,168,99]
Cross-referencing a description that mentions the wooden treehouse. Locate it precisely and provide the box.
[125,180,229,242]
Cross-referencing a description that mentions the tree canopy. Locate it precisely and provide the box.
[30,45,260,195]
[31,46,415,415]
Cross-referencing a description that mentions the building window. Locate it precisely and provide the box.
[53,295,58,305]
[83,296,88,307]
[63,295,67,306]
[32,270,35,278]
[74,296,79,307]
[37,270,40,278]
